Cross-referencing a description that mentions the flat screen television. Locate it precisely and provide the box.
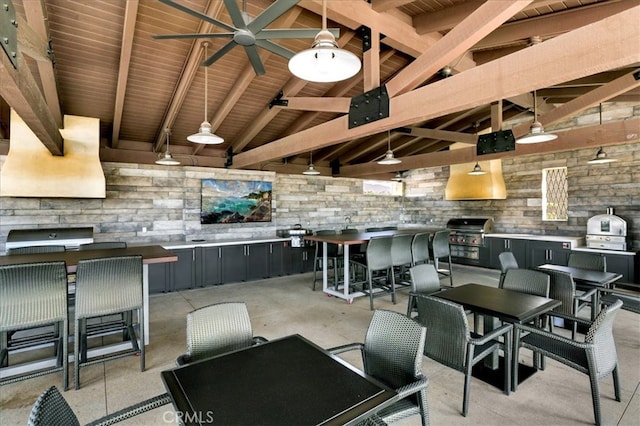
[200,179,272,224]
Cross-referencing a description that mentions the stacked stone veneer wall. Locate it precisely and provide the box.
[1,140,638,253]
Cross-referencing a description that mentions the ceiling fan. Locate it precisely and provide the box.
[153,0,340,75]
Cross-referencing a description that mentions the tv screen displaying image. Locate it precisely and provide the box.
[200,179,272,224]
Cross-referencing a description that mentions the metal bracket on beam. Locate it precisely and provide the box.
[1,0,19,68]
[359,26,371,53]
[330,159,340,176]
[225,147,233,168]
[634,70,640,81]
[269,90,287,109]
[477,130,515,155]
[348,85,389,129]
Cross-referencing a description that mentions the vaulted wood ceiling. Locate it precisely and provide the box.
[1,0,639,179]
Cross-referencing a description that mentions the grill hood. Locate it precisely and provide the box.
[0,110,105,198]
[445,160,507,200]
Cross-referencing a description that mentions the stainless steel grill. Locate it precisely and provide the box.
[586,208,629,251]
[6,227,94,251]
[446,218,494,263]
[277,225,313,248]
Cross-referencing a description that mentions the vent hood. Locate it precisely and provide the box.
[0,110,105,198]
[445,159,507,200]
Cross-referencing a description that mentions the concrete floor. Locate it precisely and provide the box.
[1,264,638,425]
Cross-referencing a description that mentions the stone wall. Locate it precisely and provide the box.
[1,141,639,253]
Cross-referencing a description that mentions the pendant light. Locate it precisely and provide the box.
[156,129,180,166]
[302,151,320,175]
[391,171,404,182]
[187,42,223,144]
[516,90,557,144]
[588,104,617,164]
[288,0,361,83]
[377,130,401,165]
[468,162,487,175]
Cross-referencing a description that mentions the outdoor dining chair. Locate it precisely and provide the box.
[73,255,144,389]
[415,294,512,417]
[0,261,69,390]
[176,302,267,365]
[79,242,127,250]
[328,309,429,426]
[391,233,414,287]
[7,245,66,255]
[312,230,341,291]
[498,251,519,287]
[410,232,431,266]
[432,230,453,287]
[353,236,396,310]
[567,252,607,272]
[407,264,442,317]
[513,299,623,425]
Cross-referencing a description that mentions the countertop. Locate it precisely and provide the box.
[130,237,291,251]
[485,233,585,247]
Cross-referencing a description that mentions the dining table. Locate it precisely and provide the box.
[304,227,441,303]
[433,283,561,391]
[0,245,177,379]
[537,264,622,319]
[161,334,398,426]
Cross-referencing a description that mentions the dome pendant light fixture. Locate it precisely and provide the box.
[188,42,224,144]
[588,104,617,164]
[516,90,557,144]
[377,130,401,165]
[156,129,180,166]
[303,151,321,175]
[468,162,487,175]
[288,0,361,83]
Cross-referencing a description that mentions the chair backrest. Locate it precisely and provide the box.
[432,230,451,259]
[365,227,386,232]
[567,252,607,272]
[415,295,469,372]
[391,234,413,267]
[362,310,426,390]
[341,228,359,234]
[502,268,550,298]
[498,251,519,274]
[74,255,143,320]
[79,241,127,250]
[585,299,622,376]
[184,302,255,363]
[540,269,576,315]
[28,386,80,426]
[409,264,441,295]
[8,245,66,255]
[314,230,339,257]
[365,236,394,271]
[0,261,68,331]
[411,232,430,265]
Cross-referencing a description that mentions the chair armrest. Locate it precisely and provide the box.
[543,311,592,327]
[252,336,268,344]
[469,323,512,345]
[394,375,429,399]
[87,393,172,426]
[514,323,592,350]
[575,287,597,302]
[328,342,364,355]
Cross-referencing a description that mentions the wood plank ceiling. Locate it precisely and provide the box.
[1,0,639,179]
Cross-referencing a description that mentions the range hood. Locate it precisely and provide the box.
[445,159,507,200]
[0,110,105,198]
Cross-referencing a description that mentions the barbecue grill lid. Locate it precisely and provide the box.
[446,218,494,232]
[6,227,94,248]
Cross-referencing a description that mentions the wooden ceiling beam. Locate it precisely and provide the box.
[363,29,381,92]
[275,97,351,113]
[371,0,415,13]
[413,0,484,35]
[231,6,639,169]
[399,128,477,144]
[386,0,531,97]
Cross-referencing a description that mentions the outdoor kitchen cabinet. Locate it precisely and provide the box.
[268,241,285,277]
[528,240,571,268]
[284,244,315,275]
[487,237,527,269]
[221,243,270,283]
[170,248,197,291]
[199,246,222,286]
[148,263,169,293]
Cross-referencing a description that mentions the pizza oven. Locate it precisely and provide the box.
[586,207,629,251]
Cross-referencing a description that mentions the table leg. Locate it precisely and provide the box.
[321,242,329,293]
[483,315,500,369]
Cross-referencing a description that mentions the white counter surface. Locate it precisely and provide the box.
[130,237,291,250]
[486,233,585,248]
[572,246,637,256]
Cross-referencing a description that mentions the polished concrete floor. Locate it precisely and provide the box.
[1,264,639,425]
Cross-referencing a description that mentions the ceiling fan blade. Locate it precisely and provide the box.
[223,0,247,29]
[244,45,266,75]
[247,0,300,33]
[158,0,237,33]
[153,33,234,40]
[254,39,295,60]
[202,40,238,67]
[255,28,340,40]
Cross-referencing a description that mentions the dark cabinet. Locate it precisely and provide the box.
[148,263,169,294]
[221,243,270,283]
[488,237,527,269]
[269,242,285,277]
[284,245,315,275]
[528,241,571,268]
[571,251,638,284]
[199,246,222,286]
[170,248,196,291]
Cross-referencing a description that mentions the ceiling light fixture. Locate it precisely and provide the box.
[468,162,487,175]
[187,42,223,144]
[302,151,320,175]
[377,130,401,165]
[288,0,361,83]
[588,104,617,164]
[391,171,404,182]
[156,129,181,166]
[516,90,557,144]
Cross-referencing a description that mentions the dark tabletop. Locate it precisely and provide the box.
[161,334,397,426]
[537,264,622,287]
[305,228,442,245]
[434,284,561,324]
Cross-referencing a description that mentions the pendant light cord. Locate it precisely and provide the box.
[533,89,537,121]
[203,42,208,123]
[322,0,327,31]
